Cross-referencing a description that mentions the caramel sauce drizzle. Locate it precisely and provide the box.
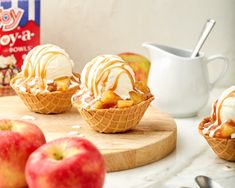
[109,65,135,91]
[84,62,93,89]
[111,71,125,91]
[201,88,235,138]
[212,89,235,125]
[23,45,49,78]
[84,55,135,98]
[211,100,218,121]
[13,45,75,92]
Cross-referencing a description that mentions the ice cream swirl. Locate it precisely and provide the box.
[22,44,73,80]
[12,44,78,93]
[81,55,135,99]
[203,86,235,138]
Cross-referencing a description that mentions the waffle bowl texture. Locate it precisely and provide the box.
[198,117,235,161]
[77,97,154,133]
[11,80,79,114]
[0,85,16,96]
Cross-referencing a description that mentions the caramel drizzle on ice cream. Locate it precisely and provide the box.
[13,44,76,92]
[82,55,135,98]
[211,87,235,125]
[23,45,65,80]
[203,86,235,137]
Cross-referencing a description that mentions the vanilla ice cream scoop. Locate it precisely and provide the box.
[22,44,73,81]
[12,44,78,93]
[220,95,235,123]
[203,86,235,138]
[81,55,135,99]
[212,86,235,124]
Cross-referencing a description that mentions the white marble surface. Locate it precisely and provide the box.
[104,87,235,188]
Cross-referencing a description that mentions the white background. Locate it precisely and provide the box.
[41,0,235,86]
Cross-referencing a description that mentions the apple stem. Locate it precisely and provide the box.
[52,152,64,160]
[0,121,12,131]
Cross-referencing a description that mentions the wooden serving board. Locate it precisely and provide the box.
[0,96,177,172]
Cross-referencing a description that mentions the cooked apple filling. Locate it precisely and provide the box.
[74,81,152,109]
[12,74,80,94]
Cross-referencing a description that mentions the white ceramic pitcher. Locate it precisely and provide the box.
[143,43,229,117]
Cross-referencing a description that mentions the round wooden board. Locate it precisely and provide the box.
[0,96,177,172]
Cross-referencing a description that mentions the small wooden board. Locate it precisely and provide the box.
[0,96,177,172]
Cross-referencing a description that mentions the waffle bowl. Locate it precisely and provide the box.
[0,85,16,96]
[11,79,79,114]
[76,97,154,133]
[198,117,235,161]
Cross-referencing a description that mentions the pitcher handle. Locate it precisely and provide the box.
[206,54,229,90]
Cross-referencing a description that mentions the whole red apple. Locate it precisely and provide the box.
[25,137,106,188]
[0,119,46,188]
[118,52,150,85]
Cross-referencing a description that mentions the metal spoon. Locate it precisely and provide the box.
[191,19,216,58]
[195,175,223,188]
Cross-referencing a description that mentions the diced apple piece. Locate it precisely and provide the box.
[129,91,146,105]
[100,90,121,108]
[117,100,134,108]
[47,83,57,92]
[54,77,71,91]
[93,101,104,109]
[220,122,235,138]
[134,81,150,94]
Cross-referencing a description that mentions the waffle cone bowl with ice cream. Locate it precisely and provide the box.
[78,96,154,133]
[11,80,78,114]
[10,44,80,114]
[198,86,235,161]
[0,55,19,96]
[0,85,16,96]
[72,55,154,133]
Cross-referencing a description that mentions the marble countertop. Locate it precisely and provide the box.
[105,87,235,188]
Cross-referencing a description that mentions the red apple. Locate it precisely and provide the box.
[25,137,106,188]
[118,52,150,85]
[0,119,46,188]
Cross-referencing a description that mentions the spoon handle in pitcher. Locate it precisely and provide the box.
[191,19,216,58]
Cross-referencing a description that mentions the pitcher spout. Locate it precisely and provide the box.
[142,42,170,58]
[142,42,169,55]
[142,42,158,51]
[142,43,194,58]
